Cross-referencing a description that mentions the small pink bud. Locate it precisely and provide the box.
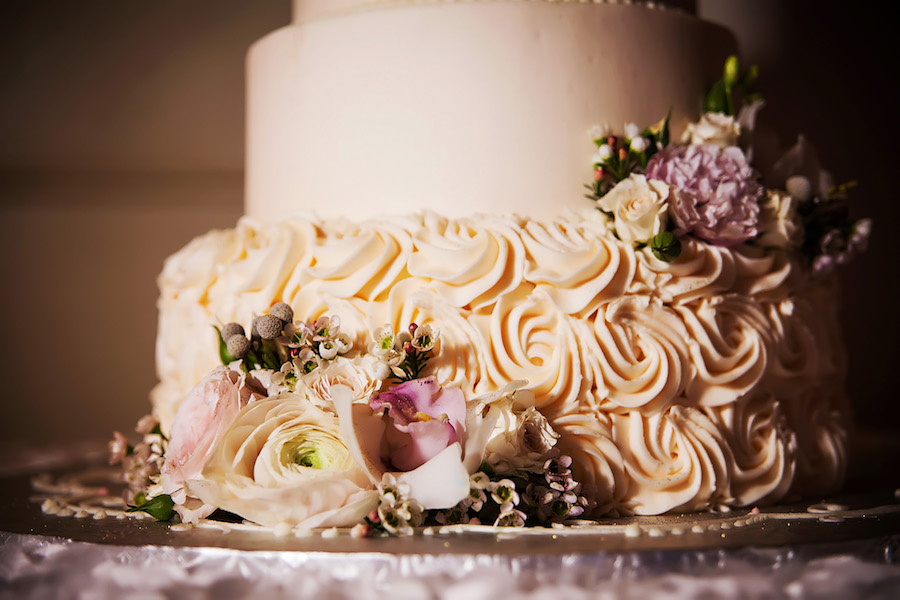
[408,323,418,335]
[593,167,604,182]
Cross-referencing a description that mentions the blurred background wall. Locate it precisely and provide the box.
[0,0,896,452]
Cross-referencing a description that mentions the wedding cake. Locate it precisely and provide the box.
[130,0,869,532]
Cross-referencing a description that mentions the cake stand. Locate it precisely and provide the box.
[2,443,900,599]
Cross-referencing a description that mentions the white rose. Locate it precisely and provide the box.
[185,392,378,528]
[597,174,670,244]
[681,112,740,147]
[757,190,803,249]
[298,355,384,409]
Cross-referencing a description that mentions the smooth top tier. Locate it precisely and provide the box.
[246,1,733,221]
[292,0,698,23]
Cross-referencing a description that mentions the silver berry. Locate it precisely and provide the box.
[270,302,294,324]
[255,314,283,340]
[222,322,245,340]
[226,335,251,359]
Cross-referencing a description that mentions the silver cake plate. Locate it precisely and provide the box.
[2,450,900,598]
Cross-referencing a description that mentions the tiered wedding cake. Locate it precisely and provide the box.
[139,0,868,530]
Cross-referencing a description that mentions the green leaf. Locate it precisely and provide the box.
[214,326,237,366]
[127,493,176,521]
[704,80,728,114]
[651,232,683,262]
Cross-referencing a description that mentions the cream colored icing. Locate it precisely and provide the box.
[246,2,733,221]
[153,212,848,516]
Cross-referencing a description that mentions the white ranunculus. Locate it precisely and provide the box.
[597,174,670,244]
[184,392,378,528]
[682,112,740,148]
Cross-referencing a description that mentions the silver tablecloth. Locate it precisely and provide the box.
[3,529,900,599]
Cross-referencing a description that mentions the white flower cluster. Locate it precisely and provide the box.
[369,323,439,380]
[352,474,425,537]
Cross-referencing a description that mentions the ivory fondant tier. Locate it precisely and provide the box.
[152,210,847,516]
[246,1,733,221]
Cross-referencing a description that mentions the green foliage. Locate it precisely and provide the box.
[127,493,176,521]
[651,232,682,262]
[703,55,760,116]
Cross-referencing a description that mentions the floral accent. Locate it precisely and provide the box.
[757,190,802,249]
[587,117,669,199]
[159,366,269,521]
[354,473,425,537]
[645,144,761,246]
[109,415,167,510]
[370,322,440,381]
[370,378,466,471]
[183,392,377,529]
[682,112,740,148]
[596,174,670,244]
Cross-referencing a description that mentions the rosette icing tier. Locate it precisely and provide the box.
[154,211,849,516]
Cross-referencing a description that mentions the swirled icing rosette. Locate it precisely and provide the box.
[674,295,769,407]
[520,216,635,315]
[703,393,796,506]
[783,389,848,498]
[760,298,821,398]
[731,245,797,301]
[551,411,627,515]
[480,287,593,418]
[295,217,413,302]
[366,280,492,399]
[154,218,317,433]
[206,217,317,324]
[588,296,692,415]
[406,213,524,310]
[612,406,731,515]
[632,237,737,304]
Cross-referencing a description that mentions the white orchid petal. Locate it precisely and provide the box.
[332,384,385,486]
[394,443,468,510]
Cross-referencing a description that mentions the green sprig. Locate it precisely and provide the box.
[127,493,176,521]
[704,55,760,116]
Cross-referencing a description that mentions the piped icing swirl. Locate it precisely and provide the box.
[154,211,847,516]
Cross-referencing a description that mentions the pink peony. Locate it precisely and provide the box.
[646,144,761,246]
[369,379,466,472]
[160,366,269,514]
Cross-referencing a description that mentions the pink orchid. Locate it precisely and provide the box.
[369,378,466,472]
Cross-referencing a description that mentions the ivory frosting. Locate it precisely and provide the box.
[153,212,848,515]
